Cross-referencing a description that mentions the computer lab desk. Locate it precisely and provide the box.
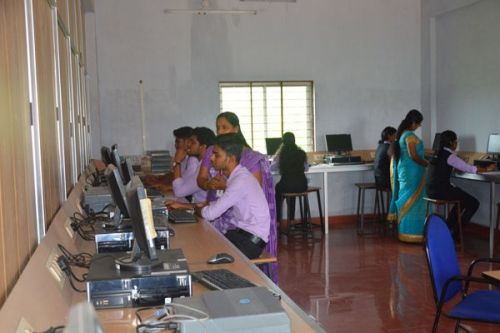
[304,163,374,234]
[0,175,324,332]
[96,218,324,332]
[452,171,500,258]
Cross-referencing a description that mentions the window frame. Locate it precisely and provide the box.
[219,80,316,153]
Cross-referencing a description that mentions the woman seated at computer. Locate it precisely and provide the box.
[196,134,270,259]
[374,126,396,190]
[271,132,308,223]
[426,130,496,237]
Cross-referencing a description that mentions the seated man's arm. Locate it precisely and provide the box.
[172,158,201,197]
[201,178,242,221]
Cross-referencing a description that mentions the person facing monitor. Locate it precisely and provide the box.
[325,134,353,155]
[265,137,283,156]
[487,133,500,160]
[115,175,161,273]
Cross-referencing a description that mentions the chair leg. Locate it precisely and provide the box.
[304,195,312,235]
[432,310,442,333]
[315,189,324,233]
[298,196,305,232]
[286,197,293,235]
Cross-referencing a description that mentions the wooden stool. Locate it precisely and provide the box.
[355,182,378,235]
[424,197,464,252]
[280,187,324,235]
[250,250,278,277]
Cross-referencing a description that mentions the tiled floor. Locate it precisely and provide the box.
[277,222,500,333]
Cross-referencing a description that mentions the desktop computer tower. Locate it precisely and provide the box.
[81,186,113,214]
[86,248,191,309]
[94,215,170,253]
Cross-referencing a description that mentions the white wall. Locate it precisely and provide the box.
[87,0,421,154]
[85,0,422,216]
[422,0,500,226]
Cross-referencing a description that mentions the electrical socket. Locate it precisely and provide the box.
[46,248,66,289]
[64,218,75,239]
[15,317,33,333]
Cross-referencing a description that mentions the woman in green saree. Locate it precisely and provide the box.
[388,110,429,243]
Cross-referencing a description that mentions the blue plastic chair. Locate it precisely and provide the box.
[424,214,500,332]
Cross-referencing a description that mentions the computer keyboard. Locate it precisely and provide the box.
[145,187,164,198]
[331,161,364,166]
[168,209,197,223]
[192,269,256,290]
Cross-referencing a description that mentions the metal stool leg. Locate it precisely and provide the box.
[359,188,366,235]
[298,195,305,232]
[315,189,324,233]
[304,195,312,235]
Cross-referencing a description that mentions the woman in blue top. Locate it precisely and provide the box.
[388,110,429,243]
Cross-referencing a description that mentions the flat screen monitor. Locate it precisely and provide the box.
[265,137,283,156]
[105,164,130,218]
[115,176,161,273]
[487,133,500,158]
[325,134,353,154]
[432,132,441,151]
[121,158,135,184]
[100,146,112,165]
[110,145,124,181]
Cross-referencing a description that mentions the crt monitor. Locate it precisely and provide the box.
[431,132,441,151]
[325,134,353,154]
[100,146,113,166]
[105,164,130,219]
[265,137,283,156]
[487,133,500,159]
[121,158,135,184]
[115,176,161,273]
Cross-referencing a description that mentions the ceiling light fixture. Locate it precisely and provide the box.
[164,0,257,15]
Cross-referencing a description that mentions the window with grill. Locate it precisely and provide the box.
[219,81,315,153]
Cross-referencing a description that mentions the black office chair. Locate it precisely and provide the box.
[424,214,500,332]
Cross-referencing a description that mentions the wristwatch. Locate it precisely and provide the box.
[172,160,182,168]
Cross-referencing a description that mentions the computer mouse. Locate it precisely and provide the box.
[207,252,234,264]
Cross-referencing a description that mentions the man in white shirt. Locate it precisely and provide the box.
[169,127,216,204]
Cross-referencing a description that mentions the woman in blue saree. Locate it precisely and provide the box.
[388,110,429,243]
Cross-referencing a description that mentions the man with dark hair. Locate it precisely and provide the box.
[172,126,194,172]
[196,133,270,259]
[168,127,216,206]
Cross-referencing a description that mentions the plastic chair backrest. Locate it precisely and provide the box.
[424,214,462,303]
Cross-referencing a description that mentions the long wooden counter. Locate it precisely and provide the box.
[0,172,325,332]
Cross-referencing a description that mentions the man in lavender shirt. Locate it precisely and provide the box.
[169,127,216,207]
[427,130,496,235]
[196,133,270,259]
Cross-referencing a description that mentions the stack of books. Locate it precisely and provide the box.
[146,150,172,174]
